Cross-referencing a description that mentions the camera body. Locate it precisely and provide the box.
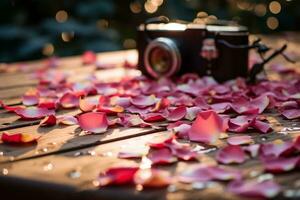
[137,22,249,82]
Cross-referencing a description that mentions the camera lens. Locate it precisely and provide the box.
[144,38,181,78]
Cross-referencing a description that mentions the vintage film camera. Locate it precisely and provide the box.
[137,16,292,82]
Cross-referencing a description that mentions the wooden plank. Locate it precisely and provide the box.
[0,129,299,200]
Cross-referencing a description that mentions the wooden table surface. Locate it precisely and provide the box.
[0,34,300,200]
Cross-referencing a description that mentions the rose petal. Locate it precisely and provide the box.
[98,167,139,186]
[82,50,97,65]
[0,100,25,112]
[261,156,300,173]
[15,107,55,119]
[59,92,79,108]
[1,132,39,144]
[117,113,151,128]
[243,144,260,158]
[185,106,202,121]
[97,105,124,115]
[281,109,300,119]
[259,139,294,158]
[227,180,281,199]
[252,119,272,133]
[178,164,242,183]
[57,115,78,125]
[130,95,157,108]
[134,169,172,188]
[227,135,253,145]
[79,97,96,112]
[22,94,39,106]
[39,115,56,127]
[188,110,224,144]
[147,148,177,165]
[216,145,247,164]
[165,106,187,121]
[141,113,165,122]
[77,112,108,133]
[228,115,255,133]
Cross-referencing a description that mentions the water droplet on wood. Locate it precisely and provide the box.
[43,163,54,171]
[2,168,8,175]
[68,170,81,179]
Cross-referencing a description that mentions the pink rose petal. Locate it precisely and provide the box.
[15,107,55,119]
[188,110,224,144]
[228,115,255,133]
[59,92,79,109]
[141,113,166,122]
[57,115,78,125]
[281,109,300,119]
[227,180,281,199]
[22,94,39,106]
[227,135,253,145]
[79,97,96,112]
[261,156,300,173]
[77,112,108,133]
[147,148,177,165]
[82,50,97,65]
[243,144,260,158]
[130,95,157,108]
[259,139,294,158]
[252,119,272,133]
[178,164,242,183]
[216,145,247,164]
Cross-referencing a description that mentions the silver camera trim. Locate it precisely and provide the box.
[144,37,181,78]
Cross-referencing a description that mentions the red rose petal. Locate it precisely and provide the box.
[134,169,172,188]
[1,132,39,144]
[147,148,177,165]
[294,136,300,151]
[59,92,79,109]
[0,100,25,112]
[15,107,55,119]
[227,180,281,199]
[216,145,247,164]
[170,145,198,161]
[82,50,97,65]
[97,105,124,115]
[243,144,260,158]
[142,113,166,122]
[117,113,151,128]
[188,110,224,144]
[39,115,56,127]
[77,112,108,133]
[165,106,187,121]
[98,167,139,186]
[227,135,253,145]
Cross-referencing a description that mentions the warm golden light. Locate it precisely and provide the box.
[42,43,54,56]
[123,38,136,49]
[254,4,267,17]
[96,19,109,29]
[144,1,158,13]
[55,10,68,23]
[269,1,281,14]
[267,17,279,30]
[150,0,164,6]
[61,32,74,42]
[130,1,142,13]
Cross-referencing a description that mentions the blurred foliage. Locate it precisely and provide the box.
[0,0,299,62]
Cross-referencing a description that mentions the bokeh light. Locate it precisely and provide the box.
[269,1,281,14]
[123,38,136,49]
[144,1,158,13]
[254,4,267,17]
[130,1,142,14]
[61,32,74,42]
[55,10,68,23]
[267,16,279,30]
[42,43,54,56]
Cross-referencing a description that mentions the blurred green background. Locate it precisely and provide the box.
[0,0,299,62]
